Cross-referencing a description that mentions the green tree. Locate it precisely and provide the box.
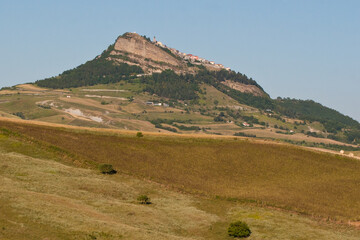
[228,221,251,238]
[137,195,151,204]
[98,164,117,174]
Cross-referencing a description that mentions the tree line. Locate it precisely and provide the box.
[36,58,143,89]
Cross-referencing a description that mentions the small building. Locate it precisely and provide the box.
[154,103,162,106]
[242,122,250,127]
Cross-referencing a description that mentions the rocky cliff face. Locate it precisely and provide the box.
[114,33,180,66]
[222,80,266,97]
[108,32,187,74]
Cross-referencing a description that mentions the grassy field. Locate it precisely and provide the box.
[1,119,360,223]
[1,120,360,239]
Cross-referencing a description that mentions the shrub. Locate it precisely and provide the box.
[228,221,251,238]
[136,132,144,138]
[13,112,25,119]
[137,195,151,204]
[98,164,117,174]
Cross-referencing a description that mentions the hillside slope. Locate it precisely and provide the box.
[1,119,360,221]
[1,119,360,239]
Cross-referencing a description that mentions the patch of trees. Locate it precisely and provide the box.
[150,118,199,132]
[242,116,259,124]
[13,112,25,119]
[234,132,256,138]
[1,86,17,91]
[275,98,360,133]
[345,130,360,144]
[214,112,226,122]
[276,131,294,135]
[154,124,177,132]
[142,70,199,100]
[172,124,201,131]
[150,118,178,132]
[305,131,325,138]
[36,58,143,89]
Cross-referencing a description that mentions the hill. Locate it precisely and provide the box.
[35,32,267,97]
[1,32,359,147]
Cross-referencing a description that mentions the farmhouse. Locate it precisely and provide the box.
[242,122,250,127]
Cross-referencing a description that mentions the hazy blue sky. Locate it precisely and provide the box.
[0,0,359,121]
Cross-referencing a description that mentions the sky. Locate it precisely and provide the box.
[0,0,359,121]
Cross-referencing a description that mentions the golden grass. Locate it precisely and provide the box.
[1,133,360,239]
[1,119,360,223]
[0,152,218,239]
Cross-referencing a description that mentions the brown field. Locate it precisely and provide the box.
[1,137,360,239]
[1,118,360,223]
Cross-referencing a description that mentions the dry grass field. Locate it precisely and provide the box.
[1,120,360,239]
[1,119,360,223]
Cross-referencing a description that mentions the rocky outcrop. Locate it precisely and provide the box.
[113,32,181,67]
[222,80,266,97]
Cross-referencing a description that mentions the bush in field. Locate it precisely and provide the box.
[136,132,144,138]
[13,112,25,119]
[98,164,117,174]
[137,195,151,204]
[228,221,251,238]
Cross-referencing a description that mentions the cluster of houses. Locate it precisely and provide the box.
[153,37,231,71]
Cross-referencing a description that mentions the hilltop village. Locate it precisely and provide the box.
[152,36,231,71]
